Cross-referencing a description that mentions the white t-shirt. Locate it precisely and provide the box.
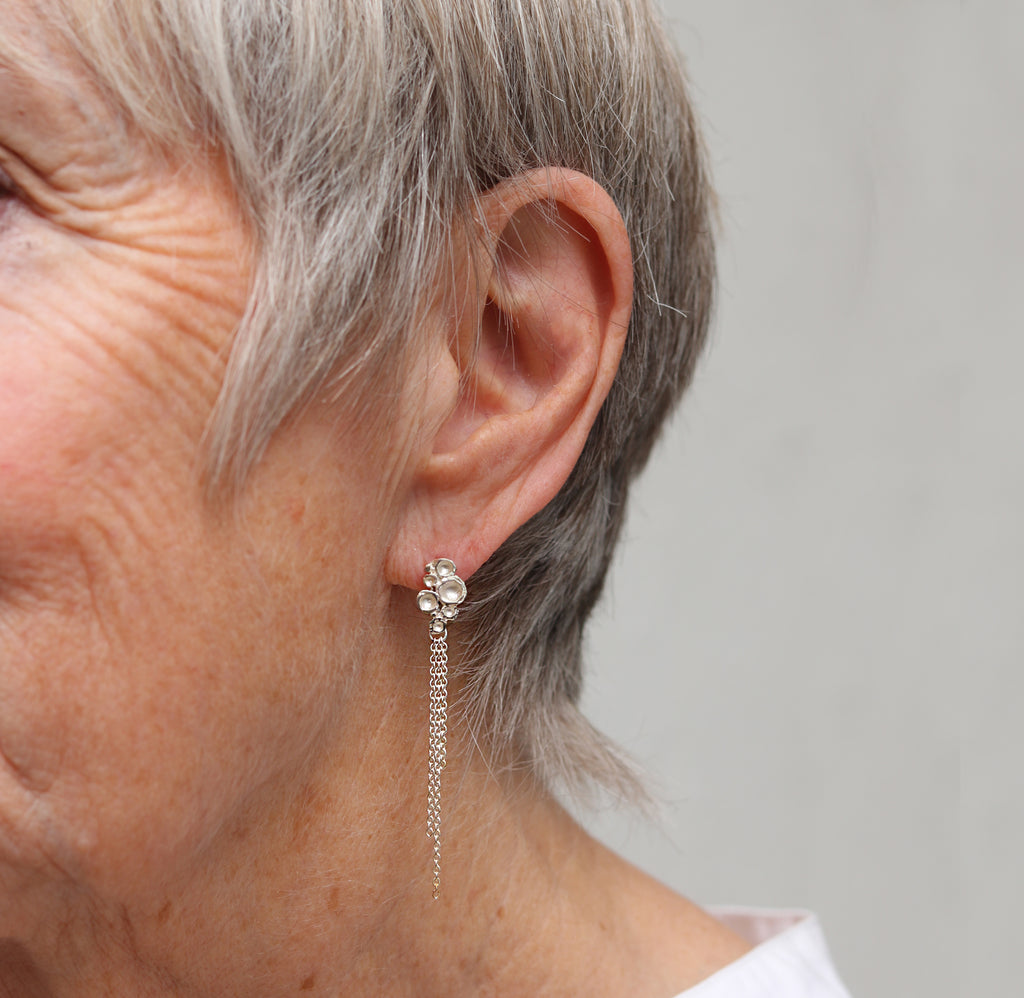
[673,908,852,997]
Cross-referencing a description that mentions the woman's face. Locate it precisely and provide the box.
[0,9,394,939]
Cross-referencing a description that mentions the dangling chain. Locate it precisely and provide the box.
[416,557,466,901]
[427,627,448,900]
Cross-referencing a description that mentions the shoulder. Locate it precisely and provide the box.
[670,908,853,998]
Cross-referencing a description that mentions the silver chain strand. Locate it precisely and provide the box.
[416,558,465,900]
[427,625,448,900]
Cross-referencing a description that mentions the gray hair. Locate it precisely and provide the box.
[52,0,715,801]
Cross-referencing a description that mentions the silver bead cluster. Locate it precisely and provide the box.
[417,558,467,633]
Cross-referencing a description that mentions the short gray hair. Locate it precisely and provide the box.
[53,0,715,800]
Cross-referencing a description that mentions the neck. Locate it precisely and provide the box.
[1,679,748,997]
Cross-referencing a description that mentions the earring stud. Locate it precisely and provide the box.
[417,558,466,900]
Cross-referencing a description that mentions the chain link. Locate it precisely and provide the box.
[427,626,448,900]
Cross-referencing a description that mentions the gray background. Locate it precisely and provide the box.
[582,3,1018,997]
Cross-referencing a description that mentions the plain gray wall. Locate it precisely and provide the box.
[582,4,1016,997]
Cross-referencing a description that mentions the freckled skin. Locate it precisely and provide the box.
[0,62,262,880]
[0,5,399,985]
[0,6,753,997]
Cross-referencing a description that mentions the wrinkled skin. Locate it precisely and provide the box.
[0,5,751,996]
[0,8,407,990]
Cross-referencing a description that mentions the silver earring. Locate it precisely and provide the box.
[417,558,467,900]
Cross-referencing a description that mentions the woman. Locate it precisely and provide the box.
[0,0,851,994]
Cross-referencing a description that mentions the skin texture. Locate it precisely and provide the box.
[0,4,750,995]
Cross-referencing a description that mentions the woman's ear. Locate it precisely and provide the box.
[386,168,633,589]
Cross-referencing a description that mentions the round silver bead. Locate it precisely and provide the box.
[417,590,439,613]
[437,577,466,605]
[433,558,456,579]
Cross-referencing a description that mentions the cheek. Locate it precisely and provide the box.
[0,346,194,879]
[0,256,261,899]
[0,346,96,601]
[0,384,288,904]
[0,163,367,916]
[0,187,388,917]
[0,343,378,917]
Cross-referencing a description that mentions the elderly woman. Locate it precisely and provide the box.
[0,1,851,995]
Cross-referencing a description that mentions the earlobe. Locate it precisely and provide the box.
[386,169,633,590]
